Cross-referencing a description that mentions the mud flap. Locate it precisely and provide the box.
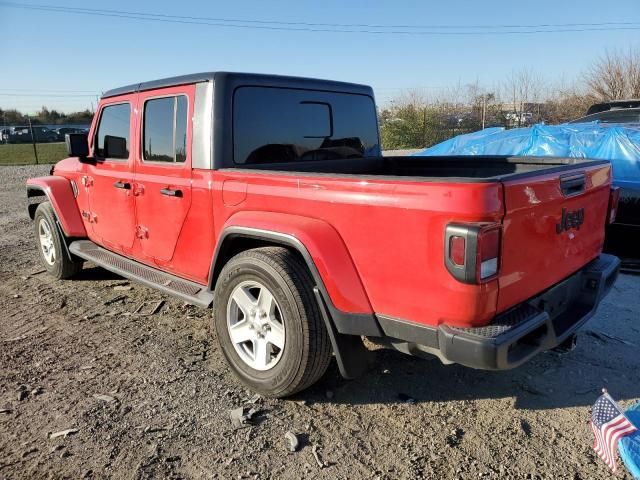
[53,217,76,263]
[313,287,372,379]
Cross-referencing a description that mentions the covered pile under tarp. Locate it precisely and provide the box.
[620,402,640,479]
[413,123,640,189]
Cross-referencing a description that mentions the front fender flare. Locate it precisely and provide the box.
[26,176,87,238]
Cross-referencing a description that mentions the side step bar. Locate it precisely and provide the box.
[69,240,214,308]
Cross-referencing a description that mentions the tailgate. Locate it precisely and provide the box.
[497,161,611,313]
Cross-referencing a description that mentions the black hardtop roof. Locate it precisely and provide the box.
[101,71,374,99]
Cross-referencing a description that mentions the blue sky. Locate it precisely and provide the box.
[1,0,639,113]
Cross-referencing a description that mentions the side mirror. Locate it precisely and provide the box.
[104,135,127,159]
[65,133,89,159]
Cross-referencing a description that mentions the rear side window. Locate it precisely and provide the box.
[95,103,131,159]
[233,86,380,164]
[143,96,188,163]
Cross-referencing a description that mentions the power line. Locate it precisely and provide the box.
[0,93,96,97]
[2,2,640,35]
[0,87,97,93]
[374,86,448,91]
[2,1,638,30]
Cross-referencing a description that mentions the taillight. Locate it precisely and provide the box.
[449,236,466,266]
[445,223,501,284]
[607,187,620,224]
[477,226,500,280]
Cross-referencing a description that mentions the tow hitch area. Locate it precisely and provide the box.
[437,253,620,370]
[552,334,578,354]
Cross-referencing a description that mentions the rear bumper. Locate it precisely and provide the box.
[377,254,620,370]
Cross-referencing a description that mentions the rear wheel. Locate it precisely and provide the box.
[213,247,332,397]
[33,202,83,279]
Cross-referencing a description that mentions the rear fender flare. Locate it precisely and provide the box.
[26,176,87,238]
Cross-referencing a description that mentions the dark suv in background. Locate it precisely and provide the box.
[572,100,640,264]
[571,99,640,124]
[5,126,58,143]
[54,127,87,141]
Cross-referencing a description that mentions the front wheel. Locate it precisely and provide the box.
[213,247,332,397]
[33,202,83,279]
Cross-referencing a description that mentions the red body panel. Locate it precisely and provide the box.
[26,175,87,237]
[205,170,504,327]
[134,85,196,264]
[167,172,216,283]
[497,164,611,312]
[43,153,612,329]
[218,209,373,314]
[85,93,138,253]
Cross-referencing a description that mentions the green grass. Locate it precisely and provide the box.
[0,142,67,166]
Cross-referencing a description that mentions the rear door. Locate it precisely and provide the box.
[86,99,137,253]
[497,162,611,312]
[133,86,194,264]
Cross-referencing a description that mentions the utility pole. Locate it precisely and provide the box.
[27,116,39,164]
[481,95,487,130]
[422,107,427,147]
[512,84,518,128]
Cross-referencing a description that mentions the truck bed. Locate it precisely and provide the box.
[229,155,609,181]
[216,154,612,327]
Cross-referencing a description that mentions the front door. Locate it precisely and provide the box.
[133,86,194,264]
[86,99,137,253]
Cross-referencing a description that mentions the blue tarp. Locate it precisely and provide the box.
[413,122,640,189]
[621,402,640,480]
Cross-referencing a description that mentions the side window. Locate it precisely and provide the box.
[95,103,131,159]
[143,95,188,163]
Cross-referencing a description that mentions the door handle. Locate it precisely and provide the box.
[559,173,585,196]
[113,181,131,190]
[160,188,183,198]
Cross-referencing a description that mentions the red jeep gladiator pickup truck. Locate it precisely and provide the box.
[26,72,620,397]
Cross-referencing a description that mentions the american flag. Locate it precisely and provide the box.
[591,391,637,472]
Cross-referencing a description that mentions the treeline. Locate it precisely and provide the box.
[380,48,640,150]
[1,106,93,126]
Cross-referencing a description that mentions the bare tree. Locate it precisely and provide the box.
[543,80,593,123]
[503,68,546,127]
[466,81,498,128]
[628,49,640,99]
[585,48,640,100]
[379,47,640,149]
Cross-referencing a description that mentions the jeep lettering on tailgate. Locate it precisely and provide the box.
[556,207,585,233]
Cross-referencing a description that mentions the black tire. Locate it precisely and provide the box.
[33,202,83,279]
[213,247,332,397]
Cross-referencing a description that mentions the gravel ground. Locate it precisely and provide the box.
[1,164,639,480]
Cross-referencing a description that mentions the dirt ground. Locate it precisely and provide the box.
[1,165,639,480]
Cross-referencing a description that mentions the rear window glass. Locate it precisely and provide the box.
[233,86,380,164]
[95,103,131,159]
